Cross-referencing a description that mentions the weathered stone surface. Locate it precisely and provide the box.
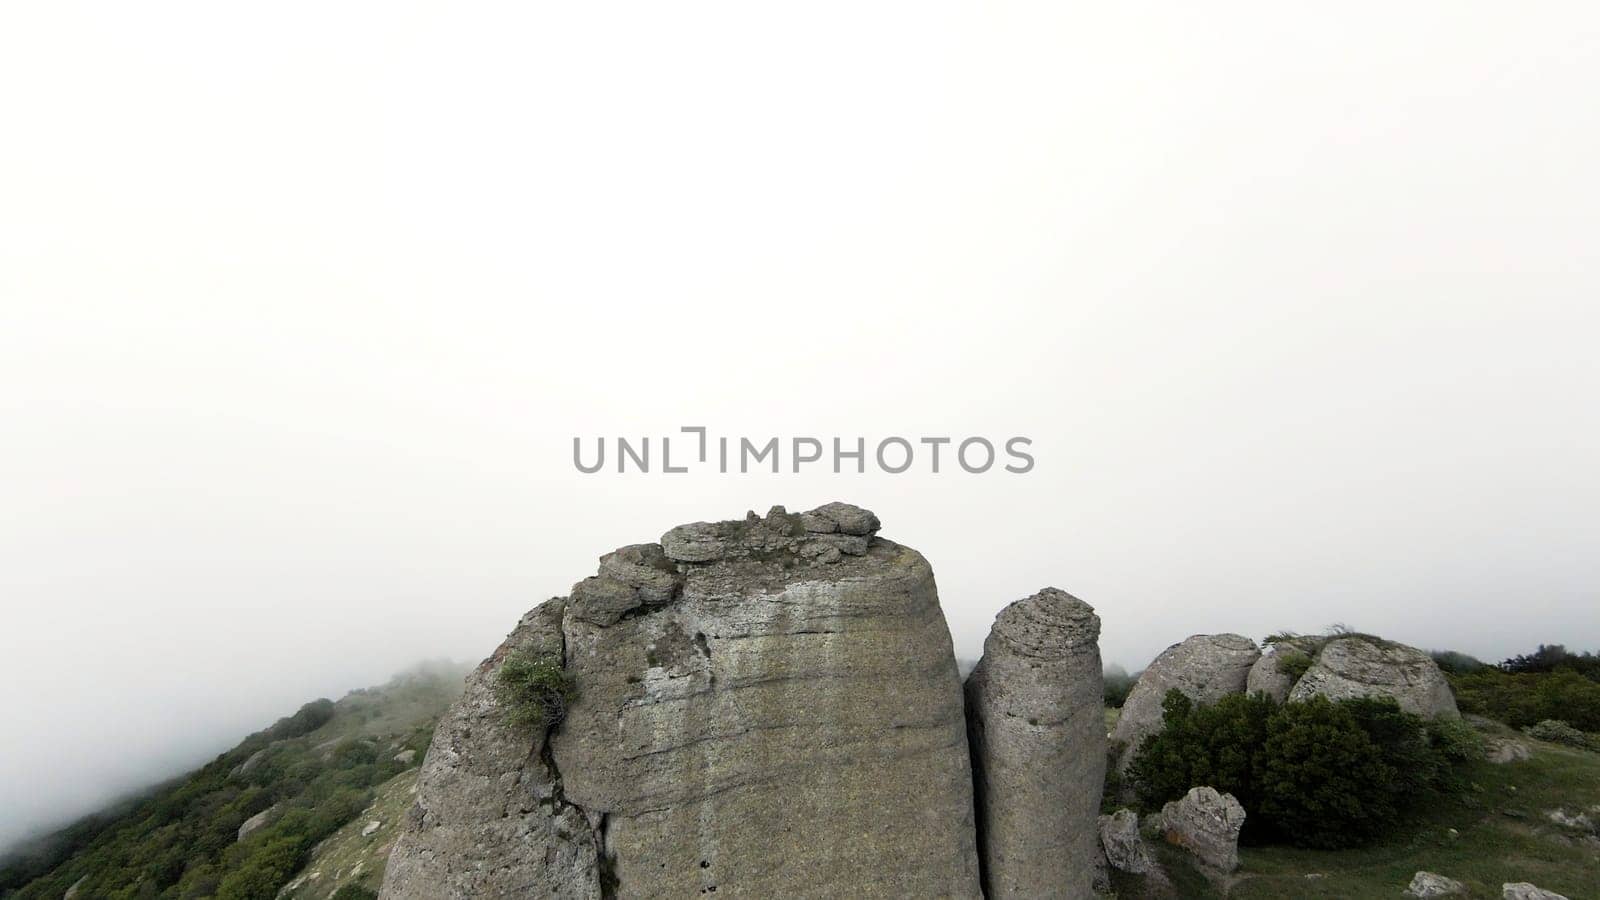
[236,805,277,842]
[380,598,602,899]
[1099,809,1155,875]
[1157,786,1245,873]
[1487,738,1532,764]
[966,588,1105,898]
[386,502,979,899]
[1502,883,1570,900]
[1407,871,1467,897]
[1245,652,1295,702]
[1288,636,1460,719]
[1110,634,1259,770]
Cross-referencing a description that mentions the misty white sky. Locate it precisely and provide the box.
[3,2,1598,853]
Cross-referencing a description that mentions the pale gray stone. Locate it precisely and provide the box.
[1246,639,1316,703]
[1157,786,1246,873]
[1099,809,1155,875]
[966,588,1105,898]
[1288,635,1460,719]
[236,805,276,842]
[1407,871,1467,897]
[1487,738,1532,764]
[1503,883,1570,900]
[1110,634,1260,770]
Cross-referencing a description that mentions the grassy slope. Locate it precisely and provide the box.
[1111,718,1600,899]
[279,768,418,900]
[0,664,464,899]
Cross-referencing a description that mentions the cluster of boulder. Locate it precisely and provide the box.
[379,501,1476,899]
[1110,627,1460,773]
[1407,872,1573,899]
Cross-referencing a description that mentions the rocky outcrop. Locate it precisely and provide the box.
[1098,809,1155,876]
[1487,738,1532,764]
[383,503,981,899]
[1156,786,1245,873]
[1245,652,1295,702]
[1110,634,1259,769]
[1503,883,1570,900]
[1407,871,1467,897]
[1287,635,1459,719]
[236,805,278,842]
[965,588,1105,898]
[381,598,602,898]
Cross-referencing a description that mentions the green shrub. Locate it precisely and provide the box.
[1429,649,1486,675]
[1451,669,1600,731]
[1103,664,1138,708]
[1129,691,1275,819]
[1255,697,1404,848]
[494,651,578,732]
[1275,650,1313,683]
[330,885,379,900]
[1523,719,1591,749]
[1128,690,1468,849]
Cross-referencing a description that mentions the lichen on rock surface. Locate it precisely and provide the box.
[381,502,981,900]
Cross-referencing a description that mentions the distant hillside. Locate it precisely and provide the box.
[0,662,467,900]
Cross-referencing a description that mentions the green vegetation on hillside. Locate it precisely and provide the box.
[0,665,464,900]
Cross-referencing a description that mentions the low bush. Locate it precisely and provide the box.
[495,651,578,732]
[1451,669,1600,731]
[1523,719,1592,749]
[1129,690,1471,849]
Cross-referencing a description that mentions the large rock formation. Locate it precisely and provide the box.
[964,588,1105,898]
[1287,635,1459,719]
[1110,634,1259,769]
[382,503,982,899]
[381,598,603,898]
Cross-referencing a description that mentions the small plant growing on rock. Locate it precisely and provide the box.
[1276,650,1314,682]
[495,651,577,733]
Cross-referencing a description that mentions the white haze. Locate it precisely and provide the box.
[3,2,1599,853]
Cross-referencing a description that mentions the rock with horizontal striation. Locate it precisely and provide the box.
[1110,634,1260,771]
[965,588,1105,898]
[1288,635,1459,719]
[383,502,980,899]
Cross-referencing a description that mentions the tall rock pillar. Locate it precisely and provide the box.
[965,588,1106,899]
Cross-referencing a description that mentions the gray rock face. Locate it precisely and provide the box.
[1156,786,1245,873]
[383,503,980,900]
[1245,651,1295,702]
[381,598,603,899]
[1288,636,1459,719]
[1098,809,1155,875]
[1486,738,1532,764]
[236,805,277,842]
[1110,634,1259,769]
[1407,871,1467,897]
[1503,883,1570,900]
[965,588,1105,898]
